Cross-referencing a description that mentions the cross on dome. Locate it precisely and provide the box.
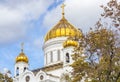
[61,3,66,17]
[44,3,82,42]
[21,42,24,52]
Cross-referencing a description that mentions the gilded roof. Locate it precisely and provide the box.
[63,39,78,48]
[15,43,28,63]
[44,4,82,42]
[16,52,28,63]
[45,17,82,42]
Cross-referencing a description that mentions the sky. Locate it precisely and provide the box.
[0,0,110,76]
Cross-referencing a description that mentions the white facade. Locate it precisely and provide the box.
[13,36,75,82]
[43,37,67,67]
[14,62,29,76]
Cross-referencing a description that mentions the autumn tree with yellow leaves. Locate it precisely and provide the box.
[71,0,120,82]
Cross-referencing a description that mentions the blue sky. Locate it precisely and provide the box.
[0,0,109,76]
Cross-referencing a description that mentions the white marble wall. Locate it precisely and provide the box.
[15,62,29,77]
[13,70,60,82]
[43,37,67,66]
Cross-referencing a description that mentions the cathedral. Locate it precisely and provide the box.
[13,4,82,82]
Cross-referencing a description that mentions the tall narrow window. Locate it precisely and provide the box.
[50,51,53,62]
[24,67,27,72]
[46,53,47,64]
[16,67,19,76]
[66,53,70,63]
[58,50,60,61]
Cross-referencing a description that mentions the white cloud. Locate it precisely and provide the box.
[0,0,54,44]
[43,0,109,32]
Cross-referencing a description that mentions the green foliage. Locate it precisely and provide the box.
[0,73,13,82]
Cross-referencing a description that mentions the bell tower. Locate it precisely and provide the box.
[14,43,29,77]
[63,37,78,66]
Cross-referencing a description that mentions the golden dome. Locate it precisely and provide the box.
[15,43,28,63]
[45,17,82,42]
[16,52,28,63]
[44,4,82,42]
[63,39,78,48]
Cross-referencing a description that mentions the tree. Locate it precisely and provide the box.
[71,23,120,82]
[101,0,120,28]
[60,73,72,82]
[71,0,120,82]
[0,72,13,82]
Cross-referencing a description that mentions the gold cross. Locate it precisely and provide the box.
[21,42,24,52]
[61,3,66,16]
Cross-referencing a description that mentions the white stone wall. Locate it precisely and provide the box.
[46,68,63,78]
[43,37,67,66]
[14,62,29,77]
[63,47,74,67]
[13,70,60,82]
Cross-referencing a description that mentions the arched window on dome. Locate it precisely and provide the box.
[16,67,19,76]
[26,76,30,82]
[66,53,70,63]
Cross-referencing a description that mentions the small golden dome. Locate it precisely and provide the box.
[15,43,28,63]
[63,39,78,48]
[44,4,82,42]
[16,52,28,63]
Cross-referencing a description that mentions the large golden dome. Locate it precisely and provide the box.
[16,43,28,63]
[45,17,82,42]
[44,4,82,42]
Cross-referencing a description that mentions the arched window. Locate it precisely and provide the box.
[66,53,70,63]
[40,75,44,80]
[26,76,30,82]
[16,67,19,76]
[50,51,53,62]
[58,50,60,61]
[46,53,47,64]
[24,67,27,72]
